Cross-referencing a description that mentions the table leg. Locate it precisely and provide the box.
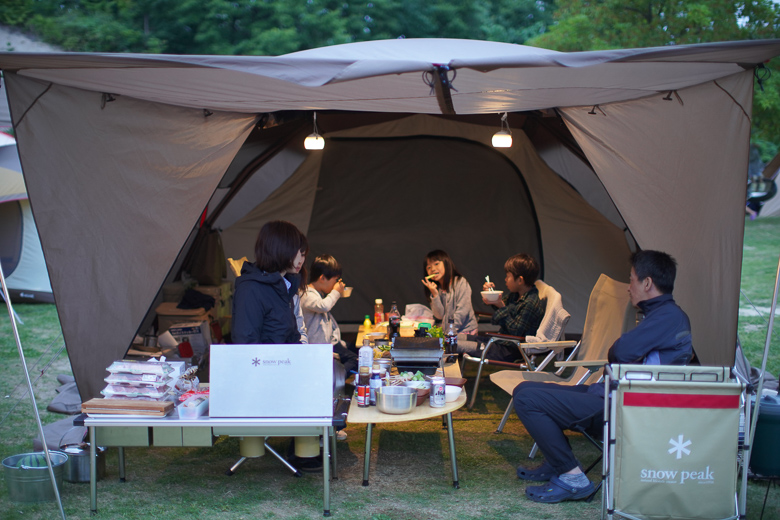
[362,423,373,486]
[89,426,97,514]
[446,412,459,489]
[322,426,331,517]
[118,447,126,482]
[329,426,338,480]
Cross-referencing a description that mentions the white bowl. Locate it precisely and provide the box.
[445,385,462,402]
[404,380,432,390]
[481,290,503,303]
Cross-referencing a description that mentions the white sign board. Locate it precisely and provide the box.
[209,344,333,419]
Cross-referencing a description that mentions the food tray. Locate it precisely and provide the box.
[105,373,174,387]
[107,360,173,376]
[101,384,173,399]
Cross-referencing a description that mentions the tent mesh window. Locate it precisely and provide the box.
[0,200,22,276]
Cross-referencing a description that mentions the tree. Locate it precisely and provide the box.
[527,0,780,159]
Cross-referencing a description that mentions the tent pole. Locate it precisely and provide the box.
[744,254,780,517]
[0,263,66,520]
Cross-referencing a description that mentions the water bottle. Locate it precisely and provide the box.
[444,318,457,354]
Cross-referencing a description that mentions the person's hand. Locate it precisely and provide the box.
[422,278,439,298]
[482,281,495,292]
[335,279,346,294]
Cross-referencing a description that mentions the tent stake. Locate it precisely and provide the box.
[0,263,66,520]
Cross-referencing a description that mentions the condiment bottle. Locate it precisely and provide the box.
[363,314,372,331]
[374,299,384,325]
[357,366,370,408]
[369,364,382,406]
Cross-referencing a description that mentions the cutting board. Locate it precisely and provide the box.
[82,398,174,416]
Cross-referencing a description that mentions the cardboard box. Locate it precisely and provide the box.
[155,302,214,333]
[167,321,212,357]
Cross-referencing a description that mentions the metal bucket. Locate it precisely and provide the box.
[61,444,106,483]
[3,451,68,503]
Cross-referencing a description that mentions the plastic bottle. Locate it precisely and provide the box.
[363,314,372,331]
[369,364,382,406]
[444,318,457,354]
[374,299,384,325]
[387,301,401,339]
[358,338,374,370]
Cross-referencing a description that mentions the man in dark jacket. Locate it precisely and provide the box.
[513,250,693,504]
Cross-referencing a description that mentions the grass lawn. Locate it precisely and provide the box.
[0,216,779,519]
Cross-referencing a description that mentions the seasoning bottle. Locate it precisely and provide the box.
[363,314,372,331]
[374,299,384,325]
[369,364,382,406]
[357,366,370,408]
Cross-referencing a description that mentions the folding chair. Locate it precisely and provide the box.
[490,274,634,435]
[603,364,747,520]
[462,280,573,411]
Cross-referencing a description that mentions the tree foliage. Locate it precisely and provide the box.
[1,0,554,55]
[526,0,780,159]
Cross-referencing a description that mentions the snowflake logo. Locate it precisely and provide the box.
[668,434,692,459]
[252,358,261,366]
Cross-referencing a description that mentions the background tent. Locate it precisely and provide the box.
[0,132,53,303]
[1,38,778,400]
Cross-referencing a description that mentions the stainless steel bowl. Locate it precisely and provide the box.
[376,386,417,414]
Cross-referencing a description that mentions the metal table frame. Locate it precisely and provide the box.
[346,392,466,488]
[81,413,335,516]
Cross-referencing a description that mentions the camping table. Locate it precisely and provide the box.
[347,391,467,488]
[79,413,337,516]
[348,358,465,487]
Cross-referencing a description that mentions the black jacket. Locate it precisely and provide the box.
[232,261,301,345]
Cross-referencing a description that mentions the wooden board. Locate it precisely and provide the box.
[82,398,174,417]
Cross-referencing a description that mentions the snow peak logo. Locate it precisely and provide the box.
[251,357,292,367]
[638,434,715,485]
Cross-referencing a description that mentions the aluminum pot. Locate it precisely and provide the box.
[60,443,106,483]
[376,386,417,414]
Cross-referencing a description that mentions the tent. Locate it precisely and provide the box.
[0,132,53,303]
[1,38,778,400]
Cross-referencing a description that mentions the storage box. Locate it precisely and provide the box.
[155,302,213,333]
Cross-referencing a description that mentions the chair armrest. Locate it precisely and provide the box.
[484,332,525,343]
[554,359,608,369]
[520,340,577,352]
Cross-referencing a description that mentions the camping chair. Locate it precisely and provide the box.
[490,274,634,436]
[602,364,747,520]
[462,280,574,411]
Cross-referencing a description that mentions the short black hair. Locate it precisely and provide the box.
[309,254,342,283]
[254,220,308,273]
[631,250,677,294]
[504,254,539,285]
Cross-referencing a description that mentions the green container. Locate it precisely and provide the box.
[3,451,68,502]
[750,395,780,477]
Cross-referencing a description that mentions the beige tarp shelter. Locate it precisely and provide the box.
[1,38,778,400]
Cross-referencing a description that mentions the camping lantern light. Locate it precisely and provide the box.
[304,112,325,150]
[492,112,512,148]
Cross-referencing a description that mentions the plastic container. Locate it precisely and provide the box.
[3,451,68,502]
[750,394,780,477]
[178,394,209,418]
[374,299,384,325]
